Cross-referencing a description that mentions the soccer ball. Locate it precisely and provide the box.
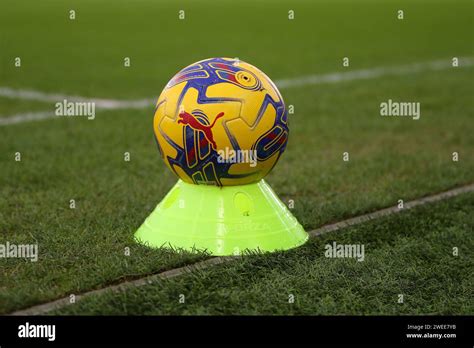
[153,57,288,186]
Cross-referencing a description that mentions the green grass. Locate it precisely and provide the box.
[0,97,53,118]
[52,192,474,315]
[0,0,472,97]
[1,68,472,314]
[0,0,473,314]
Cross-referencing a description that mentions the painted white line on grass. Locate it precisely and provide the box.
[0,97,153,126]
[308,183,474,237]
[276,57,474,89]
[0,87,153,109]
[9,182,474,316]
[9,257,236,316]
[1,57,472,127]
[0,111,54,126]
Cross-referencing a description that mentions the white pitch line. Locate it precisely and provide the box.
[275,57,474,88]
[0,87,153,109]
[0,111,54,126]
[1,56,472,127]
[9,182,474,316]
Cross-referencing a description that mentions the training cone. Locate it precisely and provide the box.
[134,180,308,256]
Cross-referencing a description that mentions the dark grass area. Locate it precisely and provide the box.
[52,192,474,315]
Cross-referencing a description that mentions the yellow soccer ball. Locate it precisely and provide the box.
[153,57,288,186]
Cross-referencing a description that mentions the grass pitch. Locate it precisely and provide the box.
[51,192,474,315]
[0,0,473,314]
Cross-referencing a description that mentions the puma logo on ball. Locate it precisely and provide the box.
[178,110,224,150]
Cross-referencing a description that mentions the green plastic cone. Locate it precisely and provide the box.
[134,180,308,255]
